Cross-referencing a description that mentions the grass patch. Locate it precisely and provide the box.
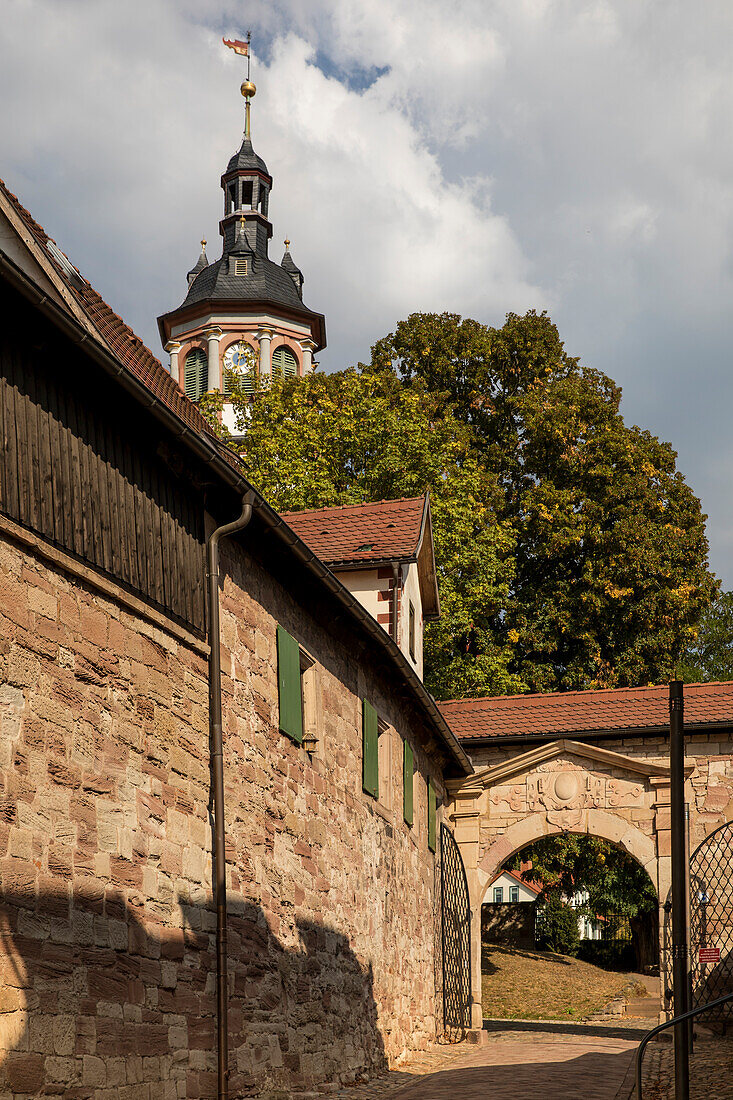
[481,942,645,1021]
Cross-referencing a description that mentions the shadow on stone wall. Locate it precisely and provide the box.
[0,878,386,1097]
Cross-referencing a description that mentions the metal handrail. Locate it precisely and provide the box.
[636,990,733,1099]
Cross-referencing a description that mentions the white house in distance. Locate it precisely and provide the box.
[487,869,542,905]
[486,870,602,941]
[282,495,440,680]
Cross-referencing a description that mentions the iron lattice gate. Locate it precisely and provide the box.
[440,822,472,1032]
[663,819,733,1029]
[690,820,733,1028]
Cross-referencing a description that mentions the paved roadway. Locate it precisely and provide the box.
[390,1029,641,1100]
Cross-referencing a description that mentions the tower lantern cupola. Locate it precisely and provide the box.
[157,35,326,435]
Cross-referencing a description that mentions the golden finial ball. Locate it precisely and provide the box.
[240,80,257,98]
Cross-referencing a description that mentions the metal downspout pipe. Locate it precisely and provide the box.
[207,496,253,1100]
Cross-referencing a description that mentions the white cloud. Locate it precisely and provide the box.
[2,0,733,583]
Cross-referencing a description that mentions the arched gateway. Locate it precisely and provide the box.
[439,681,733,1029]
[445,738,686,1027]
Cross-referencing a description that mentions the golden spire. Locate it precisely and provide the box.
[284,238,290,249]
[201,237,207,250]
[239,31,255,138]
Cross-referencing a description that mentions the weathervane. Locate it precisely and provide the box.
[223,31,255,138]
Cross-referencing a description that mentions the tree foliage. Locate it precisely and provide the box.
[679,589,733,683]
[210,368,522,699]
[369,311,717,692]
[508,834,657,920]
[201,310,716,698]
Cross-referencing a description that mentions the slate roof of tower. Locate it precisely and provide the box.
[226,136,270,177]
[281,496,428,565]
[182,252,307,311]
[439,681,733,743]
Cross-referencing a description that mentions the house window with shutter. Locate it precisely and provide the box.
[427,777,436,852]
[184,347,207,401]
[377,720,392,811]
[494,887,504,903]
[409,602,416,662]
[276,625,320,750]
[403,740,414,825]
[362,699,379,798]
[510,885,519,903]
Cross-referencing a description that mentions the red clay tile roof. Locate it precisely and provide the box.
[439,681,733,742]
[281,496,427,565]
[0,177,229,445]
[488,868,542,895]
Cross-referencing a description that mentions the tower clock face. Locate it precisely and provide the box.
[224,340,252,372]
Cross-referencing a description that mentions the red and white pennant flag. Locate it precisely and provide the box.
[223,37,249,56]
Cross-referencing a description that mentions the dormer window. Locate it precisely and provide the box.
[234,258,248,276]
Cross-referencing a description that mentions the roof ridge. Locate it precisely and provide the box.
[438,680,733,708]
[281,494,426,518]
[0,176,236,459]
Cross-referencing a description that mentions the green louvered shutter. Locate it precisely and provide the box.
[427,778,436,852]
[403,741,414,825]
[277,625,303,743]
[362,700,378,798]
[184,347,207,401]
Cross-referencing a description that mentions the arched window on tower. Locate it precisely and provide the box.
[271,346,298,379]
[184,347,208,401]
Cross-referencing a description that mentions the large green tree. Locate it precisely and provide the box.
[679,590,733,683]
[207,368,522,699]
[203,310,715,697]
[369,311,717,692]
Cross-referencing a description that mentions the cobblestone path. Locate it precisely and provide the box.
[325,1026,651,1100]
[642,1035,733,1099]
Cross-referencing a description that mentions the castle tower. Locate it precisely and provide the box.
[157,51,326,432]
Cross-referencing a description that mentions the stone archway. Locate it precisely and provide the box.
[446,738,689,1027]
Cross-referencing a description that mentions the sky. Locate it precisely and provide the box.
[3,0,733,584]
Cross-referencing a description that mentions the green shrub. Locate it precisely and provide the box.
[536,898,580,956]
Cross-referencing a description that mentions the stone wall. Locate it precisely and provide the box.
[0,521,445,1098]
[481,902,537,947]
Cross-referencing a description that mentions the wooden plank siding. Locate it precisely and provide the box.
[0,291,206,634]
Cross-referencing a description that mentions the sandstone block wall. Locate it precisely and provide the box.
[0,524,444,1098]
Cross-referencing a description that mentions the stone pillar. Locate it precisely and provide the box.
[300,339,316,374]
[166,341,182,385]
[257,329,273,379]
[205,328,222,392]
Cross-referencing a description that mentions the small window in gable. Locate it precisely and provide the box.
[494,887,504,903]
[510,885,519,903]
